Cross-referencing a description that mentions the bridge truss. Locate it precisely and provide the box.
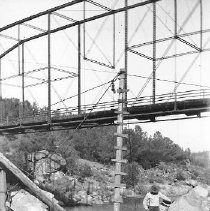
[0,0,209,134]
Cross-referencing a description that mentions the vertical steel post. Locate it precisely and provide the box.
[153,2,156,104]
[174,0,177,37]
[124,0,128,105]
[0,59,2,98]
[174,0,177,109]
[83,1,86,59]
[18,25,21,75]
[113,14,116,68]
[199,0,203,93]
[200,0,203,50]
[0,168,6,211]
[78,24,81,114]
[22,43,25,118]
[48,13,51,124]
[113,69,127,211]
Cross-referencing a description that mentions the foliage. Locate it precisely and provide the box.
[123,162,140,188]
[175,170,187,181]
[77,164,93,178]
[0,97,195,181]
[72,126,116,164]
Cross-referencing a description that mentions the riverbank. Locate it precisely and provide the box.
[33,157,208,207]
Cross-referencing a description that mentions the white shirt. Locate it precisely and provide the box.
[143,192,171,210]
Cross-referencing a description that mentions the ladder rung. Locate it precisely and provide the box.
[114,146,127,151]
[114,171,127,176]
[114,121,127,126]
[112,159,127,164]
[114,133,128,138]
[113,183,126,188]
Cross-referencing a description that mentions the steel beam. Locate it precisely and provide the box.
[78,25,81,114]
[128,49,153,60]
[124,0,128,106]
[153,2,156,104]
[113,14,116,68]
[174,0,177,110]
[18,25,21,75]
[0,34,18,42]
[52,12,76,22]
[48,13,51,124]
[0,0,160,61]
[200,0,203,50]
[21,23,46,32]
[84,57,114,69]
[0,0,85,33]
[129,28,210,49]
[177,37,201,52]
[174,0,177,37]
[22,43,25,116]
[86,0,112,11]
[156,48,210,61]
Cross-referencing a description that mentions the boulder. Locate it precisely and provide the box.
[9,189,48,211]
[168,186,209,211]
[35,150,49,160]
[34,152,66,181]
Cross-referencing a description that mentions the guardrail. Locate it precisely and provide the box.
[1,89,210,127]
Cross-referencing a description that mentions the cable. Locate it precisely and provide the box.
[25,46,69,108]
[128,73,210,89]
[55,73,119,155]
[51,79,115,106]
[52,15,117,101]
[85,62,116,101]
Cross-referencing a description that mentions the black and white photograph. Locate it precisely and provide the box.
[0,0,209,210]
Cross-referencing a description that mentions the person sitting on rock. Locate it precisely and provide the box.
[143,184,171,211]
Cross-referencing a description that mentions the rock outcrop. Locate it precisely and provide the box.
[9,189,48,211]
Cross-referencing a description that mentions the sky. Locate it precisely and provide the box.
[0,0,210,152]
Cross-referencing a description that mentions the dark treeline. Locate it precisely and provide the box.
[1,125,192,172]
[70,125,191,169]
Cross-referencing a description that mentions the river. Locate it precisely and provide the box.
[65,198,144,211]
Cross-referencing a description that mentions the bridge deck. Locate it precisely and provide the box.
[0,95,209,135]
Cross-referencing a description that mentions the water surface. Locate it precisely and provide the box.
[66,198,144,211]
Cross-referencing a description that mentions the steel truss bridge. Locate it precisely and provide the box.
[0,89,209,135]
[0,0,209,134]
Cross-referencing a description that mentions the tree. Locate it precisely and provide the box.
[123,162,140,188]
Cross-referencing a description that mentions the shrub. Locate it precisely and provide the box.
[78,164,93,178]
[122,162,139,188]
[175,170,186,181]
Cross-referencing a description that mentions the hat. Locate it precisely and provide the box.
[150,185,159,193]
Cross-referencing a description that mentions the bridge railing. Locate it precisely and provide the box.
[0,89,210,127]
